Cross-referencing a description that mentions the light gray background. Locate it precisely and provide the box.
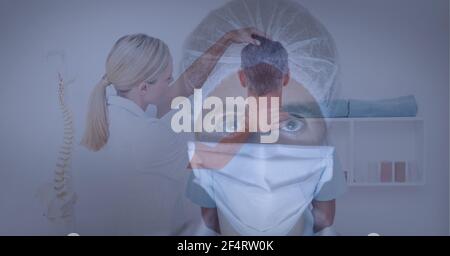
[0,0,448,235]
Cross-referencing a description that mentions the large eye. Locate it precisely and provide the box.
[281,117,306,133]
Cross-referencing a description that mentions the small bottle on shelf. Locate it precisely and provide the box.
[380,161,393,183]
[394,161,406,183]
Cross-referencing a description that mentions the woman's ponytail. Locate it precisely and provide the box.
[81,75,111,151]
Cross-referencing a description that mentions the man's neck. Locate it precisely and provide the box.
[248,90,283,109]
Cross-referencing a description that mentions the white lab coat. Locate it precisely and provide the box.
[74,95,201,235]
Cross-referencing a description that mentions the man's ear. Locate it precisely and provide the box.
[283,71,290,87]
[137,82,149,95]
[238,70,247,88]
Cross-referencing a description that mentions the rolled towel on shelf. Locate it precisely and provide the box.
[283,99,349,118]
[283,95,418,118]
[321,99,349,118]
[348,95,418,118]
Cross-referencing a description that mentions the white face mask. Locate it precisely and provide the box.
[188,142,334,236]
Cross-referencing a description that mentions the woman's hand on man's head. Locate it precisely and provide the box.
[224,27,267,46]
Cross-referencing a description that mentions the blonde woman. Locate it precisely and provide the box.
[75,29,264,235]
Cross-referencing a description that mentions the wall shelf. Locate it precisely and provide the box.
[346,182,425,187]
[326,117,425,187]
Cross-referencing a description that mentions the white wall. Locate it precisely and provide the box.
[301,0,449,235]
[0,0,227,235]
[0,0,448,235]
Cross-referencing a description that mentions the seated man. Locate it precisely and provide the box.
[186,36,346,235]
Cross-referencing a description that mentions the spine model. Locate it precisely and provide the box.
[45,73,77,222]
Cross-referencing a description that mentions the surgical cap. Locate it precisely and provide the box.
[181,0,340,114]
